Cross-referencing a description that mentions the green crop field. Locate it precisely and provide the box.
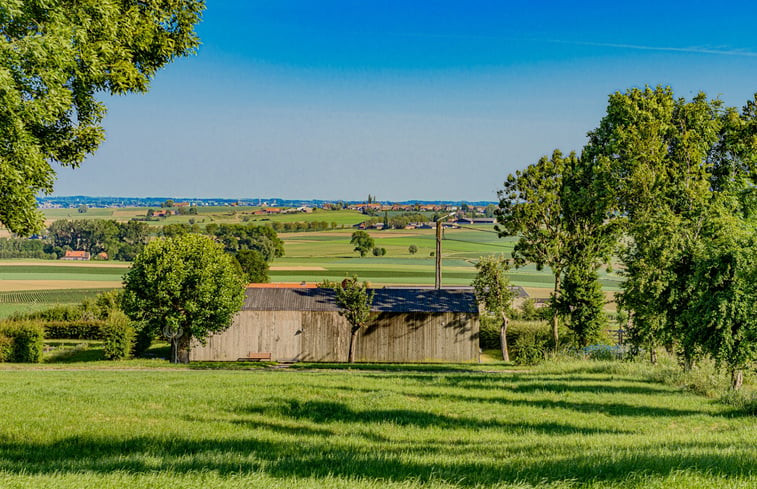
[0,360,753,488]
[41,207,367,228]
[0,225,623,319]
[0,288,119,319]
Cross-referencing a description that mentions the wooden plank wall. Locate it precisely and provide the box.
[190,311,480,363]
[357,312,478,363]
[190,310,303,361]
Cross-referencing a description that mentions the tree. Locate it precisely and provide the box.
[555,263,607,347]
[78,205,88,214]
[350,230,374,257]
[0,1,205,236]
[235,249,269,283]
[122,234,246,364]
[408,244,418,255]
[321,276,374,363]
[684,222,756,389]
[583,86,755,366]
[472,256,515,362]
[496,150,573,349]
[210,224,284,262]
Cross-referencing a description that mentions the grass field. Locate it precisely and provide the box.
[0,360,753,488]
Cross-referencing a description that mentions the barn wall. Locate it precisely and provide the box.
[189,310,303,362]
[190,310,480,363]
[356,312,478,363]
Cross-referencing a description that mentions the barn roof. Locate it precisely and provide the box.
[242,288,478,313]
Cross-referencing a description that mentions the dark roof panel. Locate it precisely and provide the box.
[243,288,478,313]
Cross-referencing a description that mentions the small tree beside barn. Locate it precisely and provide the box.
[472,256,515,362]
[322,277,374,363]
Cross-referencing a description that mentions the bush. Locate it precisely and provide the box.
[0,322,44,363]
[43,321,106,339]
[509,321,552,365]
[101,312,135,360]
[478,314,502,350]
[0,334,12,362]
[132,323,155,358]
[479,317,558,365]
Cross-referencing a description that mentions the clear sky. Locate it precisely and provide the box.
[53,0,757,202]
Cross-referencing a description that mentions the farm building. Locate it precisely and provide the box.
[60,250,90,261]
[190,287,480,363]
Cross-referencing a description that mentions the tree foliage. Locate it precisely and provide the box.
[320,276,374,363]
[496,150,612,349]
[235,249,269,284]
[47,219,149,260]
[350,230,374,257]
[210,224,285,262]
[0,0,205,235]
[122,234,245,363]
[585,86,756,385]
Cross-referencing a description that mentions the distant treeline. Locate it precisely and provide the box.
[361,212,431,229]
[0,238,55,259]
[48,220,151,261]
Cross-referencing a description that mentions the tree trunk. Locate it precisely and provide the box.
[731,369,743,390]
[172,334,191,364]
[551,273,560,352]
[649,347,657,365]
[348,328,358,363]
[500,313,510,363]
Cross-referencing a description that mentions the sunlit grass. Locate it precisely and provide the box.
[0,361,753,488]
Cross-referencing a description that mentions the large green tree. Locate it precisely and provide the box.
[472,255,515,362]
[584,86,756,366]
[496,150,573,349]
[684,225,756,389]
[0,0,204,235]
[122,234,245,364]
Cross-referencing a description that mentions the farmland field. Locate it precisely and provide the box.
[0,360,753,488]
[41,207,368,227]
[0,225,623,319]
[1,220,623,318]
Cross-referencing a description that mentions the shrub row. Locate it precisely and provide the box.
[43,321,108,340]
[0,322,44,363]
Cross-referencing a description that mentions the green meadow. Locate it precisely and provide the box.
[0,360,754,489]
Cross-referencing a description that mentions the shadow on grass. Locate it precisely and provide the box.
[289,362,510,373]
[413,391,722,418]
[44,343,105,363]
[240,399,629,435]
[0,435,753,486]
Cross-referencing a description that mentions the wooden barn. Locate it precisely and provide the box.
[189,287,480,363]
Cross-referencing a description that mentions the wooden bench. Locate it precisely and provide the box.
[243,352,272,362]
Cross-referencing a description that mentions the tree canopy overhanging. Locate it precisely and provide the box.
[0,0,205,235]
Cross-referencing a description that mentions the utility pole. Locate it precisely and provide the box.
[435,220,442,289]
[434,212,455,290]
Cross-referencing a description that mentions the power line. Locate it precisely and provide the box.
[452,224,501,234]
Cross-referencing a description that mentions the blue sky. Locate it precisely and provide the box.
[54,0,757,201]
